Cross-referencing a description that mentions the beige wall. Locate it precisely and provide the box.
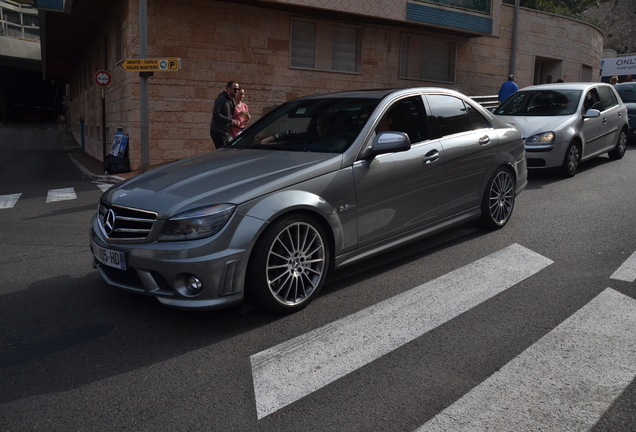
[68,0,603,171]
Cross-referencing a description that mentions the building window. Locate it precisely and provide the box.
[290,19,361,73]
[416,0,491,14]
[400,34,456,83]
[580,64,593,82]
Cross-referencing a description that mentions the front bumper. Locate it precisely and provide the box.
[89,212,264,310]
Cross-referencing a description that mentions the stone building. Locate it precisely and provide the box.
[40,0,603,171]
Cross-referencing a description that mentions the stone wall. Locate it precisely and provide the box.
[584,0,636,55]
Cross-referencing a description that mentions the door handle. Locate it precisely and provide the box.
[423,150,439,164]
[479,135,491,145]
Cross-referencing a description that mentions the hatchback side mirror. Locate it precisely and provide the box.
[583,109,601,118]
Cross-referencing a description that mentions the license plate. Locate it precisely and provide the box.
[92,241,127,270]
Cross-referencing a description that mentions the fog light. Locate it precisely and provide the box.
[186,276,203,294]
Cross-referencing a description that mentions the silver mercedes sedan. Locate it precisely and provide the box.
[90,88,526,313]
[493,82,629,177]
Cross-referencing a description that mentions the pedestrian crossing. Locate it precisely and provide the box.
[251,244,636,430]
[0,182,112,209]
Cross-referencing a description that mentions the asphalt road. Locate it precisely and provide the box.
[1,121,635,431]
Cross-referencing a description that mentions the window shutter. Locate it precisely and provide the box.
[420,40,451,81]
[332,26,357,72]
[291,21,315,69]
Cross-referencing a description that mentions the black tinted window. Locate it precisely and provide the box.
[383,96,429,143]
[466,103,491,129]
[616,84,636,103]
[427,94,472,138]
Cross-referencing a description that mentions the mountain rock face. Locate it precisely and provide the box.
[584,0,636,55]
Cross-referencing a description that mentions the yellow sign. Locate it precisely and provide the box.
[120,58,181,72]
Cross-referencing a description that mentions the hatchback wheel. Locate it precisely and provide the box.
[561,142,580,177]
[608,129,627,160]
[480,167,515,229]
[247,214,329,313]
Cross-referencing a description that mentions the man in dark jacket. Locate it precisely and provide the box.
[210,81,240,149]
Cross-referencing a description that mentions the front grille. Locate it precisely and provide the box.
[98,202,157,240]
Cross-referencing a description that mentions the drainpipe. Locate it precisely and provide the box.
[140,0,150,172]
[510,0,519,75]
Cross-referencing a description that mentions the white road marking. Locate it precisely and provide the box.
[251,244,553,419]
[96,183,113,192]
[415,288,636,432]
[610,251,636,282]
[0,193,22,209]
[46,187,77,203]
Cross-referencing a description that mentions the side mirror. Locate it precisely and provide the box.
[583,108,601,118]
[362,132,411,159]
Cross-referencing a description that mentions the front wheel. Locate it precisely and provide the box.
[560,142,580,177]
[480,167,515,229]
[608,129,627,160]
[247,214,329,313]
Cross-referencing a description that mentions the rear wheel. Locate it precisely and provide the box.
[560,142,580,178]
[608,129,627,160]
[480,167,515,229]
[247,214,329,313]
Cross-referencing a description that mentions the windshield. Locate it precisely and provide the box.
[494,90,582,116]
[228,97,381,153]
[616,84,636,103]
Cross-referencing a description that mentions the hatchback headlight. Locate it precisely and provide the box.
[525,131,555,145]
[159,204,235,241]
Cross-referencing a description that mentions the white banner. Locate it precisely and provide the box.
[600,55,636,77]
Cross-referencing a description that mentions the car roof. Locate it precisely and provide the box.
[293,87,469,101]
[518,82,612,92]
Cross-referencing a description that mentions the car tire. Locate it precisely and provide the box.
[608,128,627,160]
[247,214,330,313]
[480,167,515,229]
[560,142,580,178]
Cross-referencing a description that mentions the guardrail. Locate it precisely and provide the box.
[471,95,499,111]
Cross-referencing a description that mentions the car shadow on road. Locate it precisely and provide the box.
[0,221,492,405]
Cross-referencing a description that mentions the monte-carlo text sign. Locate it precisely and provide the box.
[120,58,181,72]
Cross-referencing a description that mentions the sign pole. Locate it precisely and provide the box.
[102,86,107,172]
[140,0,150,172]
[94,70,111,172]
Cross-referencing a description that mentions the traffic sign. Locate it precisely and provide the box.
[120,58,181,72]
[94,70,111,86]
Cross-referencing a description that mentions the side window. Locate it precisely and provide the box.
[427,94,473,138]
[384,96,429,143]
[596,86,618,111]
[465,103,491,130]
[583,89,601,112]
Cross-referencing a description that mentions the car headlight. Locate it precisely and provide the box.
[159,204,236,241]
[525,131,555,145]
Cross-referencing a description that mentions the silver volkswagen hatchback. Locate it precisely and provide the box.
[494,82,629,177]
[90,88,526,313]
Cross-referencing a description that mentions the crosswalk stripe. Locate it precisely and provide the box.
[415,288,636,432]
[46,187,77,203]
[610,251,636,282]
[251,243,554,419]
[0,193,22,209]
[94,182,113,192]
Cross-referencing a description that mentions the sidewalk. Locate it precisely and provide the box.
[59,125,144,184]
